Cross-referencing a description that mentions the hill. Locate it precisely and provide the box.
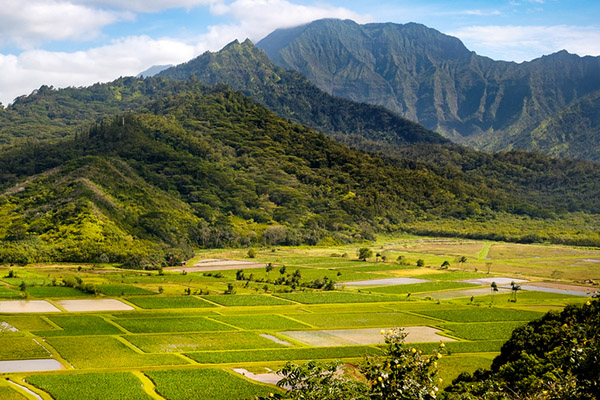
[257,19,600,161]
[1,85,600,266]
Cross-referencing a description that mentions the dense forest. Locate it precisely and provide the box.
[0,83,599,267]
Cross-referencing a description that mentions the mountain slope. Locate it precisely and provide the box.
[257,19,600,160]
[1,85,600,267]
[157,39,447,147]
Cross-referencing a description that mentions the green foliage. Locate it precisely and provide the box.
[443,299,600,399]
[35,315,123,336]
[358,248,373,261]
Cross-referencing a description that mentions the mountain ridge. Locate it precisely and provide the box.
[257,18,600,161]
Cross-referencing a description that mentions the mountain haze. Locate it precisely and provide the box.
[258,19,600,161]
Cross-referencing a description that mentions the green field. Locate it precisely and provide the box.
[26,372,153,400]
[0,236,595,399]
[146,369,277,400]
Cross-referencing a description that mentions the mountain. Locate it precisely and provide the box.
[1,84,600,267]
[257,19,600,161]
[136,64,173,78]
[157,39,447,147]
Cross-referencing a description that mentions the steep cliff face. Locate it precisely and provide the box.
[258,19,600,160]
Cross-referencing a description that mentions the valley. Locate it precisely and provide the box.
[0,236,596,399]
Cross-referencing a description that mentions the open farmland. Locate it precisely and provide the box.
[0,235,596,399]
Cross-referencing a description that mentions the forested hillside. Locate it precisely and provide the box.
[258,19,600,161]
[1,85,599,267]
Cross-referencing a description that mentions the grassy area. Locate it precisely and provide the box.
[113,316,236,333]
[202,294,294,306]
[285,311,436,329]
[125,296,217,309]
[209,314,311,330]
[0,234,597,399]
[26,372,153,400]
[125,331,286,353]
[413,307,545,323]
[35,315,123,336]
[146,368,277,400]
[274,292,404,304]
[0,337,49,360]
[45,336,185,368]
[186,345,383,363]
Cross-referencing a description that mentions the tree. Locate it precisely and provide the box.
[358,248,373,261]
[417,259,425,267]
[441,260,450,269]
[279,265,287,275]
[265,263,274,279]
[247,248,257,258]
[510,281,521,302]
[490,281,498,304]
[444,299,600,400]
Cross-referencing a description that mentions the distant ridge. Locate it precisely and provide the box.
[136,64,173,78]
[257,19,600,161]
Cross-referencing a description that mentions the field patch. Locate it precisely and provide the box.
[443,321,526,341]
[0,315,55,331]
[26,286,90,298]
[414,307,544,322]
[125,331,285,353]
[418,287,511,300]
[146,368,275,400]
[0,337,50,360]
[186,345,383,364]
[98,284,156,296]
[461,277,528,286]
[341,277,429,287]
[114,316,235,333]
[35,315,123,336]
[45,336,184,369]
[286,311,436,329]
[27,372,153,400]
[56,299,134,312]
[0,359,62,373]
[0,287,22,299]
[0,385,28,400]
[0,300,61,313]
[209,315,310,330]
[370,281,478,295]
[202,294,294,306]
[125,296,216,309]
[274,292,403,304]
[280,326,454,347]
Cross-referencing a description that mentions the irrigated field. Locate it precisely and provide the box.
[0,235,596,399]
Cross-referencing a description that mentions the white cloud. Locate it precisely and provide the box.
[206,0,370,44]
[449,25,600,62]
[0,0,132,48]
[0,0,367,104]
[72,0,220,13]
[0,36,195,105]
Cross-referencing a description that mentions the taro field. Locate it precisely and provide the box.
[0,236,597,399]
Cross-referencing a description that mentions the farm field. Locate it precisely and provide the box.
[0,235,597,399]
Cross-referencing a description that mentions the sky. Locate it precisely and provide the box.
[0,0,598,105]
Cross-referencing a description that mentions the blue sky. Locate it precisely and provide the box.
[0,0,598,105]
